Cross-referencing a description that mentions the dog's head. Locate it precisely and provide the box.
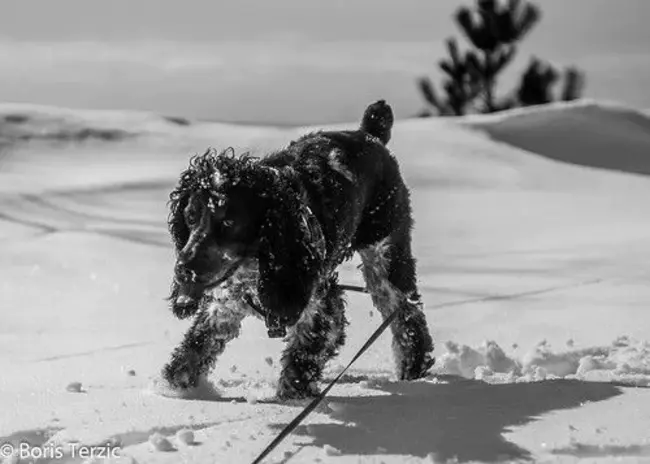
[168,148,324,325]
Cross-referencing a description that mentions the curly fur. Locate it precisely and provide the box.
[162,100,435,399]
[256,172,325,323]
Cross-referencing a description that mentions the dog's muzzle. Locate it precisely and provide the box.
[174,263,196,285]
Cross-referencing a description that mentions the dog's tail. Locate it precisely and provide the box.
[360,99,394,145]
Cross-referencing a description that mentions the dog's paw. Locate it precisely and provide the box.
[161,361,200,389]
[151,372,221,400]
[399,353,436,381]
[276,377,320,401]
[150,375,187,398]
[420,354,436,378]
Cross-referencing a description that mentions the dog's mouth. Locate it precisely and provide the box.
[202,260,243,290]
[174,260,243,306]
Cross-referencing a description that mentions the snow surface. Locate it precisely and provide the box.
[1,100,650,463]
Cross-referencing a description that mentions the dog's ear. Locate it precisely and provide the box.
[168,191,190,250]
[167,189,197,319]
[257,187,324,325]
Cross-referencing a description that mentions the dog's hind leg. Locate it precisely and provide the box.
[162,302,244,390]
[277,274,347,399]
[359,231,435,380]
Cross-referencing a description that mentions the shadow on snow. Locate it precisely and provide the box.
[276,376,623,462]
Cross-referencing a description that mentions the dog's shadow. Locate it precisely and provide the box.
[279,377,623,462]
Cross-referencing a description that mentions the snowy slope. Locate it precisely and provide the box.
[465,99,650,176]
[1,101,650,463]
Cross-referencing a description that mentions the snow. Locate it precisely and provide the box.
[148,433,174,452]
[1,99,650,462]
[65,382,84,393]
[434,337,650,386]
[175,429,195,446]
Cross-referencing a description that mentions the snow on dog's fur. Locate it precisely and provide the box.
[162,100,434,399]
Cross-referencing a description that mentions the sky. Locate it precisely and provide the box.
[1,0,649,124]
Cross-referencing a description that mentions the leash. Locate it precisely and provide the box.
[250,276,607,463]
[338,283,368,294]
[250,295,400,464]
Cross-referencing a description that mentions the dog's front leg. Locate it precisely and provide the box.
[277,279,347,400]
[163,303,244,390]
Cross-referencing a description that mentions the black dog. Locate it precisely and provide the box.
[163,100,434,399]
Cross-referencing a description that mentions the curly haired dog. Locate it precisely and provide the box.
[162,100,435,399]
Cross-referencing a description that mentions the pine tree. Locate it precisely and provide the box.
[417,38,482,116]
[517,57,558,106]
[560,67,585,102]
[417,0,585,116]
[517,57,586,106]
[455,0,539,112]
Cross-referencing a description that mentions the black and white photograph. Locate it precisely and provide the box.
[1,1,650,463]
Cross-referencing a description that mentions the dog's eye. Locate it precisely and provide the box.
[222,219,234,228]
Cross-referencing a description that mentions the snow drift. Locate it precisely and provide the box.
[467,99,650,176]
[1,100,650,463]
